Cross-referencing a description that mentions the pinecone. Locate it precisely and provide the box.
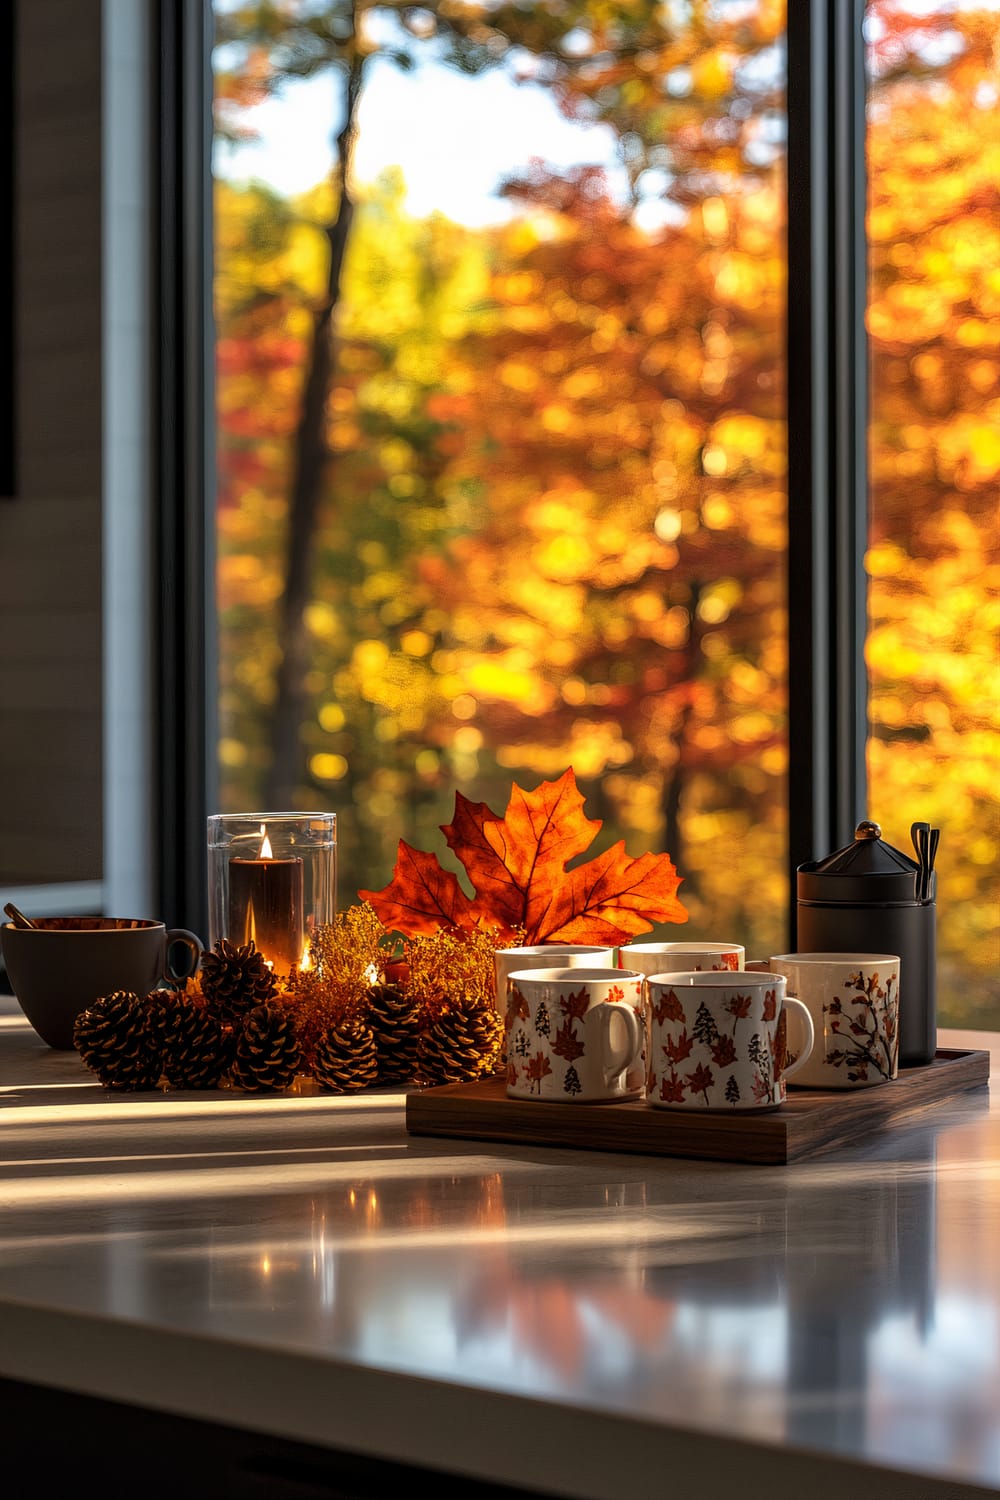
[312,1019,378,1094]
[150,993,233,1089]
[199,939,277,1024]
[365,982,422,1084]
[73,990,162,1091]
[229,1003,300,1093]
[417,996,505,1086]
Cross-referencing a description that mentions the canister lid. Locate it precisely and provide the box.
[797,820,929,904]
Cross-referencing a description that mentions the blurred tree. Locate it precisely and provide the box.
[865,2,999,1025]
[213,0,783,807]
[216,168,493,881]
[417,166,786,935]
[213,1,998,1018]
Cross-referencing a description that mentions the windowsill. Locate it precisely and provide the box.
[0,996,996,1496]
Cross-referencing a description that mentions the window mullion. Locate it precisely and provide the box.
[153,0,216,938]
[786,0,870,941]
[832,0,870,842]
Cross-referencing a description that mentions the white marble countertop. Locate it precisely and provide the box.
[1,996,997,1499]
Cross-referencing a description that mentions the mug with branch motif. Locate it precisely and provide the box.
[645,971,815,1111]
[768,953,900,1089]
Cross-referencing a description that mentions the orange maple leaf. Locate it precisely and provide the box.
[358,768,687,944]
[356,840,479,935]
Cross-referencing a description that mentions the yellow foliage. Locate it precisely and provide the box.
[213,6,997,1024]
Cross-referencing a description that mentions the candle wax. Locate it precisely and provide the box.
[229,856,304,974]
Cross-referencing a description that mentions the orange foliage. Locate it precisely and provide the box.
[212,2,998,1025]
[360,768,687,944]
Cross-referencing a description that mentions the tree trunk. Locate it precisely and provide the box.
[662,582,704,879]
[264,28,365,808]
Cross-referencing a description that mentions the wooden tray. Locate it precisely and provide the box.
[405,1048,990,1165]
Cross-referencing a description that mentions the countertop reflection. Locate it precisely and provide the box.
[0,999,997,1499]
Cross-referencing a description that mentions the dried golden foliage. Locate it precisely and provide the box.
[285,902,392,1061]
[304,901,388,984]
[402,924,521,1025]
[175,971,206,1006]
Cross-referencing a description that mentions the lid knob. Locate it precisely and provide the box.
[854,820,882,840]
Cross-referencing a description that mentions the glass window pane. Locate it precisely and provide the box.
[865,1,999,1029]
[211,0,789,958]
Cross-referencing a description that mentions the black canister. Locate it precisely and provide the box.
[796,820,939,1067]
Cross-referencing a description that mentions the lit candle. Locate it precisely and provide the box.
[229,823,304,973]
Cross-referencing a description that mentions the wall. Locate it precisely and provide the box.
[0,0,104,890]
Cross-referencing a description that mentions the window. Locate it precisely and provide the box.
[864,3,999,1028]
[211,0,791,961]
[201,0,997,1027]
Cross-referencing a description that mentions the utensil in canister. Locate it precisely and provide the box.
[3,902,37,929]
[795,820,938,1068]
[910,821,941,907]
[913,823,941,904]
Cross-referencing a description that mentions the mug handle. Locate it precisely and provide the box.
[164,928,204,982]
[597,1001,644,1088]
[780,995,815,1081]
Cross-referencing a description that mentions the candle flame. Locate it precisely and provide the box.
[258,823,273,859]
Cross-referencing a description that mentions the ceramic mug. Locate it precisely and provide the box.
[505,966,645,1103]
[494,944,617,1064]
[768,952,900,1088]
[645,970,814,1111]
[494,944,617,1015]
[1,917,204,1049]
[620,940,745,975]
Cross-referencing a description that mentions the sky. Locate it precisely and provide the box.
[211,2,985,226]
[214,51,625,227]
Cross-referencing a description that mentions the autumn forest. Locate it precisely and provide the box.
[212,1,999,1028]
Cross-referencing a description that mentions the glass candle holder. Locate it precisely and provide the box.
[207,812,337,975]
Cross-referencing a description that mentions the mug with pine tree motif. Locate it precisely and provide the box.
[645,971,815,1111]
[505,967,645,1103]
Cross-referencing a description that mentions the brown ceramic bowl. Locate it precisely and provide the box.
[1,917,202,1049]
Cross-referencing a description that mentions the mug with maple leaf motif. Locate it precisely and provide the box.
[494,944,616,1017]
[505,967,645,1103]
[645,971,815,1112]
[494,944,616,1065]
[767,953,900,1089]
[619,940,745,976]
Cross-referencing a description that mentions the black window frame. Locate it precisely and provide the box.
[154,0,217,934]
[155,0,870,946]
[786,0,870,935]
